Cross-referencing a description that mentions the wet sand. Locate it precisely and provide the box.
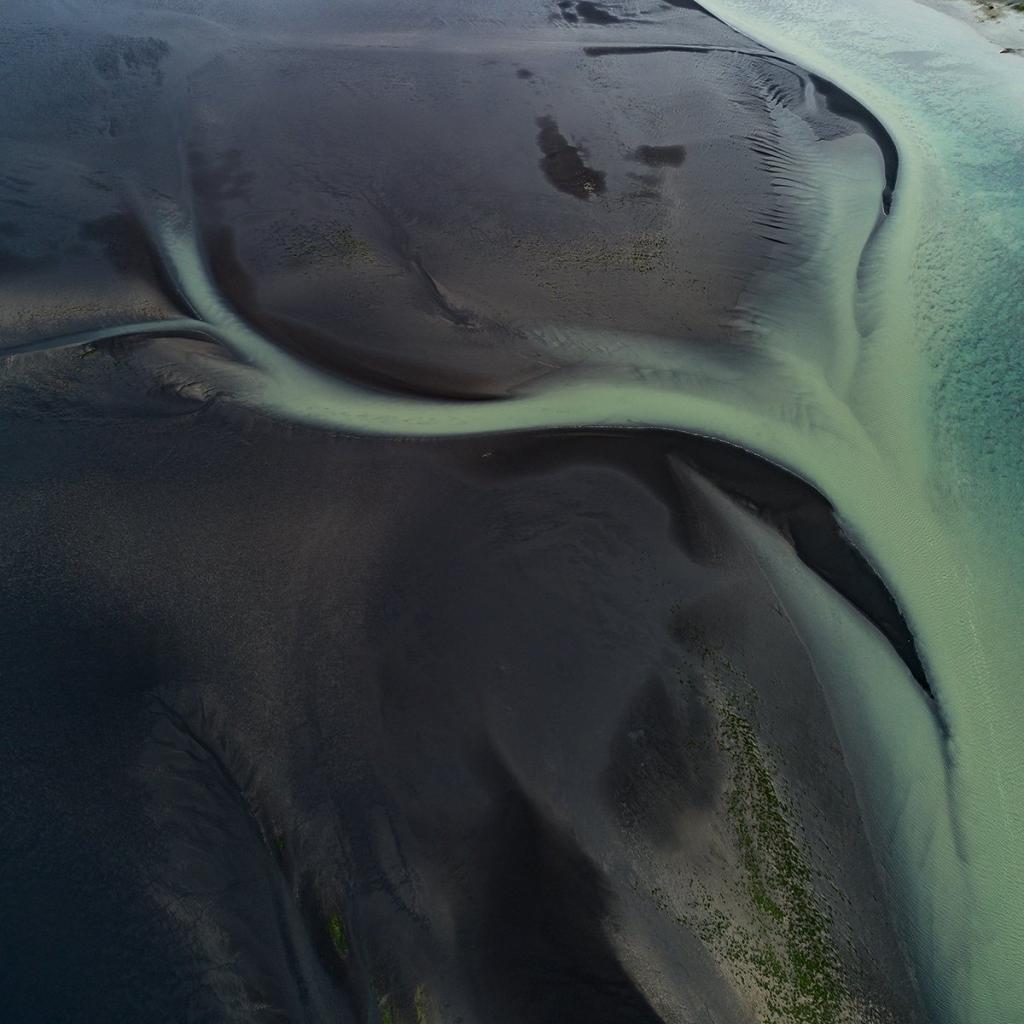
[0,365,926,1022]
[3,0,1018,1022]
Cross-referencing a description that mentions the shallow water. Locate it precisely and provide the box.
[1,0,1021,1021]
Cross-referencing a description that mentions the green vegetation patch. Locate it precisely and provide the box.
[715,700,846,1022]
[670,662,892,1022]
[557,232,668,275]
[327,913,349,959]
[414,985,430,1024]
[282,222,377,267]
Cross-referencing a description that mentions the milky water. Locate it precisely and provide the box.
[23,1,1023,1019]
[118,6,1021,1014]
[689,4,1024,1021]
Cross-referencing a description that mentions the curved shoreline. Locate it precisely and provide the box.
[693,3,1024,1022]
[7,1,1022,1018]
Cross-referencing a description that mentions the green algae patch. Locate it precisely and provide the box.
[413,985,430,1024]
[671,676,894,1022]
[327,913,349,960]
[556,232,668,275]
[282,222,377,267]
[663,630,897,1024]
[716,700,846,1022]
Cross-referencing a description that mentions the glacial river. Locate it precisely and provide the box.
[4,0,1023,1020]
[111,7,1024,1016]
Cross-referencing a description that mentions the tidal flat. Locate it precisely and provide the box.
[1,0,1021,1022]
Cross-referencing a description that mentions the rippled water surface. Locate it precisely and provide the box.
[1,1,1021,1022]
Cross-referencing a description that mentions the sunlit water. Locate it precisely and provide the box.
[98,4,1024,1017]
[692,3,1024,1021]
[12,1,1023,1020]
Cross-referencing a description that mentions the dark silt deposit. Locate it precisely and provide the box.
[0,0,943,1022]
[535,116,608,199]
[0,402,928,1023]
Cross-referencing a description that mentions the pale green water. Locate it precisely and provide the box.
[690,4,1024,1021]
[111,3,1024,1019]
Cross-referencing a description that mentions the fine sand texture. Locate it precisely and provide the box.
[2,0,1022,1022]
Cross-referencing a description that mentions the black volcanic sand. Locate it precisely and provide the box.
[0,347,927,1023]
[0,0,892,398]
[0,1,923,1022]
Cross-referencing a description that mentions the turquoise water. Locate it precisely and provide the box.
[26,2,1020,1019]
[693,4,1024,1021]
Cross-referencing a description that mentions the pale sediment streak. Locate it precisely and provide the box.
[10,2,1023,1019]
[695,2,1024,1022]
[127,132,1005,1020]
